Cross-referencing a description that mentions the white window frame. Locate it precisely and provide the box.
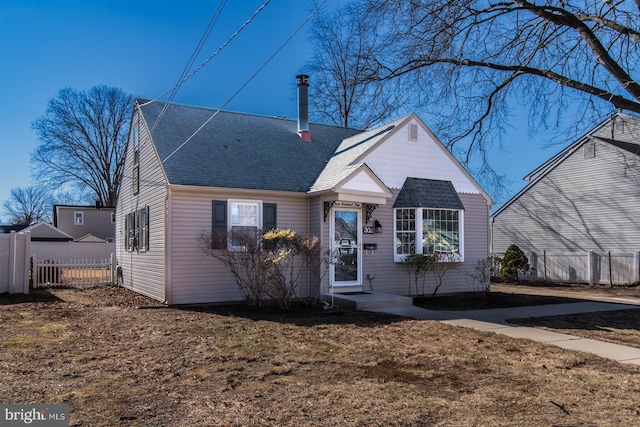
[74,211,84,225]
[394,208,464,262]
[228,199,262,250]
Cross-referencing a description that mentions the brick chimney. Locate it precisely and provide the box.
[296,74,311,142]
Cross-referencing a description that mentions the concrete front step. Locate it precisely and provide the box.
[322,292,414,310]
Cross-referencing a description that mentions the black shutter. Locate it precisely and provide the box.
[211,200,227,249]
[263,203,277,231]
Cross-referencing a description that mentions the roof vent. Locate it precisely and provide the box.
[296,74,311,142]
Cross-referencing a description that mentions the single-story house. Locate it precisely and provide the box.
[491,112,640,256]
[20,222,74,242]
[116,75,493,304]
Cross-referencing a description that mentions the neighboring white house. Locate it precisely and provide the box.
[117,75,494,304]
[492,112,640,255]
[491,112,640,284]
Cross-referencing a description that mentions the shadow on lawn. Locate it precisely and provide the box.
[510,308,640,334]
[175,302,405,327]
[414,291,586,311]
[0,289,62,305]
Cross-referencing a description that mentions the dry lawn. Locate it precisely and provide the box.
[1,286,640,426]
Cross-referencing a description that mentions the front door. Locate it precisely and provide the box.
[331,208,362,288]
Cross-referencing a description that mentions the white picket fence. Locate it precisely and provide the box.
[496,250,640,285]
[32,254,116,288]
[0,231,30,294]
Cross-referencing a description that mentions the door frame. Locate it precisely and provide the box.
[329,206,362,289]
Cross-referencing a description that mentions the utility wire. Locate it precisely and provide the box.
[161,0,328,164]
[141,0,270,112]
[149,0,229,133]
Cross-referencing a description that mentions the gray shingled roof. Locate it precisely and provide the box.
[393,178,464,210]
[139,99,362,192]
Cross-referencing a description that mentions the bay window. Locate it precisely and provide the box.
[394,208,463,262]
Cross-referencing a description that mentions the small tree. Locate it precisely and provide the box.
[401,254,433,296]
[430,253,461,297]
[501,244,529,284]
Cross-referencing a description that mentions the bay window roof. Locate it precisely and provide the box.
[393,178,464,210]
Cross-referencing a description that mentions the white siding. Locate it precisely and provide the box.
[365,118,484,195]
[492,139,640,254]
[116,109,168,302]
[167,189,310,304]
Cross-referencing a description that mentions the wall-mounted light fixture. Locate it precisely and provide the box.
[374,220,383,233]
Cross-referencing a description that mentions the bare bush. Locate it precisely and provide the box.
[430,253,461,297]
[199,228,330,310]
[469,256,501,296]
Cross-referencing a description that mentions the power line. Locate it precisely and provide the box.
[160,0,328,164]
[141,0,270,113]
[149,0,229,133]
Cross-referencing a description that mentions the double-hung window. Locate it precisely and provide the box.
[74,212,84,225]
[394,208,463,262]
[229,200,260,250]
[211,200,277,250]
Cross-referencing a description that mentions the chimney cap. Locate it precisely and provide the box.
[296,74,309,85]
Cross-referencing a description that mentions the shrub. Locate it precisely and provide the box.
[501,244,529,284]
[401,254,432,296]
[199,228,329,311]
[469,256,501,296]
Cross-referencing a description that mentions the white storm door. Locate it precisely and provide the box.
[331,208,362,287]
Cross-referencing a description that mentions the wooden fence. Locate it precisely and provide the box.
[495,250,640,285]
[32,254,116,288]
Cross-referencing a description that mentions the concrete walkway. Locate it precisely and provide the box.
[330,290,640,365]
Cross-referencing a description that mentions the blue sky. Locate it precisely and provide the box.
[0,0,562,223]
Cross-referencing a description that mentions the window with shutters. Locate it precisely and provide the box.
[124,206,149,252]
[211,199,277,250]
[230,200,260,250]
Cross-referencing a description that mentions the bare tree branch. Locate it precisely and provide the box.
[31,86,132,207]
[2,186,52,225]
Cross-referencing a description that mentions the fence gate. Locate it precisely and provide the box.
[32,254,115,288]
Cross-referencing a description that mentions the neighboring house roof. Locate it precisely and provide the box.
[138,99,363,193]
[0,224,29,233]
[493,112,640,218]
[393,178,464,210]
[75,234,106,243]
[20,222,74,241]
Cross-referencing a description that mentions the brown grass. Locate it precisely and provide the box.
[1,286,640,426]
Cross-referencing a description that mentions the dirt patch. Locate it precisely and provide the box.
[414,291,581,311]
[2,286,640,426]
[415,282,640,311]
